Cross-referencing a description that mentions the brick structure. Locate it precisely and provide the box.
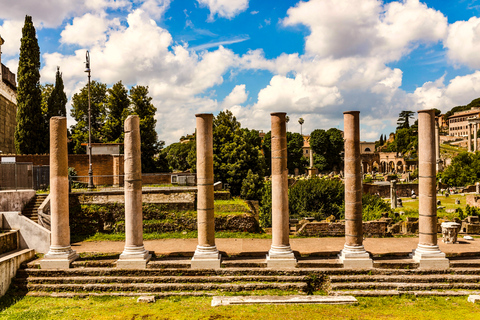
[0,35,17,155]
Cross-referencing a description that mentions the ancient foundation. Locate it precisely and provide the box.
[411,109,449,269]
[40,117,78,269]
[117,115,151,269]
[338,111,372,268]
[191,113,221,269]
[267,112,296,268]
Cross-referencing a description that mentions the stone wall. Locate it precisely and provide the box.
[0,230,17,255]
[296,221,388,237]
[363,183,418,198]
[466,194,480,207]
[0,190,35,212]
[0,83,17,155]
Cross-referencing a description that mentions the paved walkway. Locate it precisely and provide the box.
[72,237,480,257]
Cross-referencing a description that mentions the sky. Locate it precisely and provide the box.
[2,0,480,145]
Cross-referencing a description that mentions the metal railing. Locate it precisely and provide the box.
[0,163,34,190]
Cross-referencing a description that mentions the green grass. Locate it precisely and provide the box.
[0,295,479,320]
[394,195,468,220]
[78,231,271,242]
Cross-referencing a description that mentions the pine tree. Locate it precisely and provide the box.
[102,81,130,143]
[47,67,67,118]
[15,15,46,154]
[129,85,162,172]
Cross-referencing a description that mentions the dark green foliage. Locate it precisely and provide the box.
[309,128,344,172]
[165,140,196,172]
[396,110,415,130]
[102,81,130,143]
[70,81,107,154]
[464,205,480,217]
[240,169,264,200]
[288,178,345,221]
[212,110,266,196]
[130,85,164,173]
[362,193,393,221]
[259,181,272,227]
[47,67,67,118]
[440,152,480,186]
[444,97,480,121]
[15,15,46,154]
[262,131,308,174]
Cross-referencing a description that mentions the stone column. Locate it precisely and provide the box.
[267,112,296,268]
[468,123,472,152]
[390,180,397,209]
[412,109,448,269]
[112,154,121,187]
[40,117,78,269]
[117,115,151,269]
[338,111,372,268]
[191,113,221,269]
[475,123,478,152]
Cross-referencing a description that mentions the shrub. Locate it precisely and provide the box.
[240,169,264,200]
[362,193,393,221]
[258,181,272,228]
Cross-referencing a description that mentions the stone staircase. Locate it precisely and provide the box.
[21,194,48,223]
[10,255,480,298]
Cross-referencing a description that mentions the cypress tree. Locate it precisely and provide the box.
[15,15,46,154]
[47,67,67,118]
[379,134,384,146]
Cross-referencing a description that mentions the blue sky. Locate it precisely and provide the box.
[2,0,480,144]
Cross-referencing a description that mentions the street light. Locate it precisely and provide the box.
[85,50,93,189]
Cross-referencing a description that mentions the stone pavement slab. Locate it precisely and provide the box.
[211,295,357,306]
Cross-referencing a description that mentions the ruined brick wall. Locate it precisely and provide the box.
[297,221,389,237]
[466,194,480,208]
[363,183,418,198]
[0,88,17,155]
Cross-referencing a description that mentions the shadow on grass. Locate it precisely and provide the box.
[0,288,26,313]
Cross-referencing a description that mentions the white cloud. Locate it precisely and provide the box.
[138,0,171,20]
[445,16,480,68]
[222,84,248,109]
[0,20,23,57]
[60,13,121,47]
[197,0,248,20]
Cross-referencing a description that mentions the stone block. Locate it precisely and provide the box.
[211,295,357,306]
[117,254,152,269]
[191,257,221,269]
[468,295,480,303]
[137,296,156,303]
[40,253,79,269]
[266,256,297,268]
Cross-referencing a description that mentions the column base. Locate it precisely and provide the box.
[266,245,297,268]
[117,245,152,269]
[191,245,222,269]
[338,245,373,269]
[40,246,79,269]
[411,244,449,269]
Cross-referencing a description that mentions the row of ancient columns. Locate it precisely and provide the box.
[40,109,449,270]
[467,122,479,152]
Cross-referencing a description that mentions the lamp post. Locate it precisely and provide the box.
[85,51,93,189]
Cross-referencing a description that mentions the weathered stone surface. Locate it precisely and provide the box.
[468,295,480,303]
[211,295,357,306]
[137,296,156,303]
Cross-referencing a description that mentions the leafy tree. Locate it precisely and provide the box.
[102,81,130,143]
[41,84,54,116]
[47,67,67,118]
[309,128,344,172]
[70,81,107,154]
[212,110,266,196]
[396,110,415,130]
[130,85,163,173]
[15,15,46,154]
[240,169,264,200]
[262,131,308,174]
[165,140,196,171]
[440,152,480,187]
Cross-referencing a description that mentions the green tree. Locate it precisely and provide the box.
[441,152,480,187]
[165,140,196,172]
[298,117,304,135]
[70,81,107,154]
[309,128,344,172]
[262,131,308,174]
[396,110,415,130]
[212,110,266,196]
[47,67,67,119]
[41,84,54,116]
[130,85,162,173]
[102,81,130,143]
[15,15,46,154]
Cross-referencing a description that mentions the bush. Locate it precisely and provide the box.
[240,169,264,200]
[289,178,344,221]
[259,181,272,228]
[362,193,393,221]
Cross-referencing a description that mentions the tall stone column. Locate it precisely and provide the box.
[467,123,472,152]
[435,122,443,172]
[338,111,372,268]
[191,113,221,269]
[41,117,78,269]
[390,180,397,209]
[267,112,296,268]
[475,123,478,152]
[412,109,448,269]
[117,115,151,269]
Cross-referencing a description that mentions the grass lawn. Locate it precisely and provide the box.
[394,194,468,220]
[0,295,479,320]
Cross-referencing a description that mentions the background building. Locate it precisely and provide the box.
[448,108,480,137]
[0,35,17,154]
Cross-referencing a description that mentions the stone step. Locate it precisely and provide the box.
[329,274,480,283]
[329,282,480,291]
[15,275,310,285]
[330,290,478,297]
[22,282,308,293]
[24,291,216,298]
